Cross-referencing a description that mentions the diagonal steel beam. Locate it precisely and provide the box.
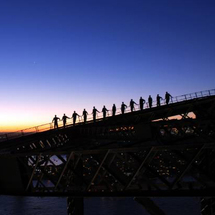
[95,153,117,185]
[174,147,215,187]
[129,152,172,189]
[124,147,154,190]
[26,154,41,191]
[55,152,74,189]
[35,155,51,188]
[74,154,82,170]
[56,155,66,164]
[87,150,110,191]
[170,144,205,189]
[28,155,59,188]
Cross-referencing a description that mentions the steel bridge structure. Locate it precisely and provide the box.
[0,89,215,215]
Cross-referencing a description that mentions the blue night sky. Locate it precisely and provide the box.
[0,0,215,131]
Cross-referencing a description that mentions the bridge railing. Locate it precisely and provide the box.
[1,89,215,142]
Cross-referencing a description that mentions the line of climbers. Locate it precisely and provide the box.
[52,91,172,129]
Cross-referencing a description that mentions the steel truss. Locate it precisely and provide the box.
[0,142,212,197]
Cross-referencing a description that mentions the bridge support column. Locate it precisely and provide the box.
[134,197,166,215]
[67,152,84,215]
[201,198,215,215]
[67,197,84,215]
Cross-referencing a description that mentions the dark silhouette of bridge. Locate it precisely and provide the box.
[0,89,215,215]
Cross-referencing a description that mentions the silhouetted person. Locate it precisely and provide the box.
[112,104,116,116]
[82,108,88,124]
[102,105,108,120]
[139,96,145,111]
[148,95,153,108]
[52,115,60,129]
[156,94,163,107]
[92,106,99,123]
[165,91,172,105]
[72,111,80,125]
[62,113,69,128]
[130,99,137,112]
[121,102,127,114]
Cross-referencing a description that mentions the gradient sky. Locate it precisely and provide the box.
[0,0,215,131]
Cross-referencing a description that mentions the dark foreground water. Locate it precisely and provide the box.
[0,196,201,215]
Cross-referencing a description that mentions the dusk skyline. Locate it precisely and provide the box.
[0,0,215,131]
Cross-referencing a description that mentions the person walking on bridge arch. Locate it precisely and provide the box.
[82,108,88,124]
[156,94,163,107]
[130,99,137,112]
[52,115,60,129]
[102,105,109,120]
[121,102,127,114]
[92,106,100,123]
[72,111,80,125]
[165,91,172,105]
[148,95,153,108]
[62,113,70,128]
[112,104,116,116]
[139,96,145,111]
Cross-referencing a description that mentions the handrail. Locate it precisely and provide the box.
[0,89,215,142]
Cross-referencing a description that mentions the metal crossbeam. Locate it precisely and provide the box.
[124,147,154,190]
[26,154,41,191]
[87,150,110,190]
[170,144,205,189]
[55,152,74,189]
